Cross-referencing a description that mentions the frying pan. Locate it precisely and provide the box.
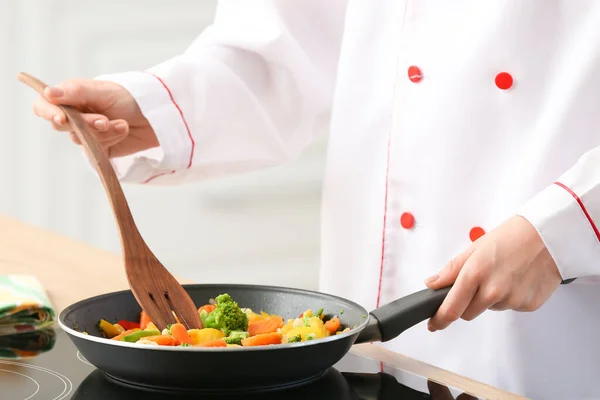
[59,283,450,393]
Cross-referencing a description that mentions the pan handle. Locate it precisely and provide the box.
[355,286,451,344]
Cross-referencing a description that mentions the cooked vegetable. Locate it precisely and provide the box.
[245,309,263,323]
[98,319,121,338]
[145,322,158,332]
[241,332,282,347]
[287,334,302,343]
[198,304,216,315]
[224,331,250,345]
[188,328,225,345]
[248,315,283,336]
[281,314,329,340]
[169,323,192,345]
[143,335,178,346]
[199,293,248,335]
[136,339,159,346]
[122,330,161,343]
[325,317,341,335]
[139,311,151,330]
[195,339,227,347]
[113,324,126,334]
[118,320,140,330]
[98,293,346,348]
[111,328,140,341]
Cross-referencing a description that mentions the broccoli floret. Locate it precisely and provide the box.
[224,336,243,345]
[305,333,317,341]
[224,330,249,345]
[214,293,231,304]
[200,293,248,335]
[199,309,218,329]
[287,334,302,343]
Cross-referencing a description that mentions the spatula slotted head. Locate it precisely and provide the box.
[17,72,203,331]
[124,248,204,331]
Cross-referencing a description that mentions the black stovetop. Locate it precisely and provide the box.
[0,328,480,399]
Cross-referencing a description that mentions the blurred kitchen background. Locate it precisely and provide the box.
[0,1,327,290]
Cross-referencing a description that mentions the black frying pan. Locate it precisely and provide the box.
[59,284,450,393]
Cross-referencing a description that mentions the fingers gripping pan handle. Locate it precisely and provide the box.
[355,286,451,344]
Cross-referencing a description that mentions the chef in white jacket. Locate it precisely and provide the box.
[31,1,600,398]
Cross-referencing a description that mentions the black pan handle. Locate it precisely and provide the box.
[355,286,451,344]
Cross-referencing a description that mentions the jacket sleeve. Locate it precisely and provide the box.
[518,147,600,282]
[95,0,347,185]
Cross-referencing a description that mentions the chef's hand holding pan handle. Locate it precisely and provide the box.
[356,286,452,344]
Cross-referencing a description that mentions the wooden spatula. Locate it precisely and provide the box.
[18,72,202,331]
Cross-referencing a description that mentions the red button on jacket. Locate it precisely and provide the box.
[469,226,486,242]
[495,72,513,90]
[408,66,423,83]
[400,212,415,229]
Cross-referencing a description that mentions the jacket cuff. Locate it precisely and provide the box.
[93,71,194,183]
[518,182,600,280]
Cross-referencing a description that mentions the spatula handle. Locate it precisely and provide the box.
[17,72,145,249]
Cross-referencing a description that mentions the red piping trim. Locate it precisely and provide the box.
[554,182,600,241]
[142,72,195,184]
[376,4,408,308]
[142,170,175,184]
[376,134,392,309]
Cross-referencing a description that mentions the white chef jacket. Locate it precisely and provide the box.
[97,1,600,398]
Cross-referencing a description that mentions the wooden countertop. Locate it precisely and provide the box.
[0,214,527,400]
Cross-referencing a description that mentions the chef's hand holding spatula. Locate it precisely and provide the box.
[31,78,159,158]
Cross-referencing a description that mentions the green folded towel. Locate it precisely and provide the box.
[0,274,55,336]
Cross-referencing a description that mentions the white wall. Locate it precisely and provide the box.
[0,0,327,290]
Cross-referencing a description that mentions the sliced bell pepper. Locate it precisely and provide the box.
[122,329,160,343]
[111,328,141,341]
[118,320,141,330]
[98,319,121,338]
[145,322,158,332]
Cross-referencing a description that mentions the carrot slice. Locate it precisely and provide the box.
[111,328,140,341]
[198,304,216,315]
[248,316,284,336]
[325,317,341,334]
[139,311,152,330]
[144,335,177,346]
[241,332,282,347]
[194,339,227,347]
[170,323,192,345]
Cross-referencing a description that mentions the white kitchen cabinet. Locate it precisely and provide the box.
[0,0,327,290]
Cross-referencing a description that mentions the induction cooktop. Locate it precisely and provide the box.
[0,327,480,399]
